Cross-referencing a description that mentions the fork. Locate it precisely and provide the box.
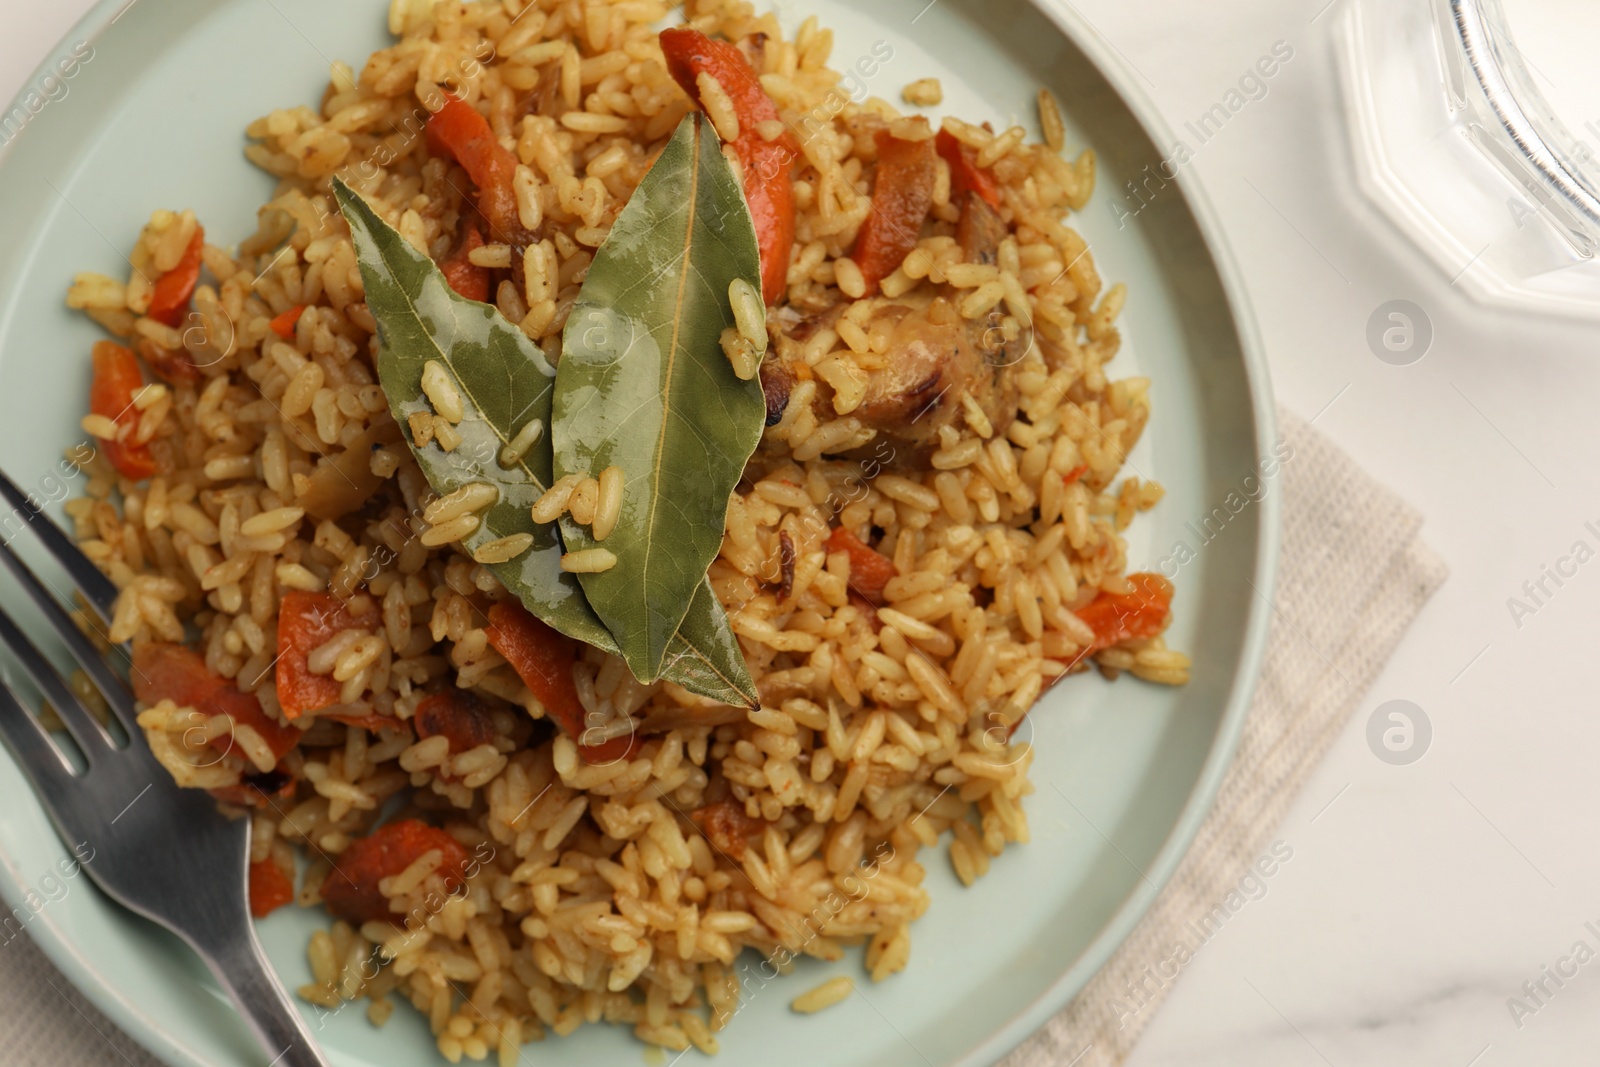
[0,469,329,1067]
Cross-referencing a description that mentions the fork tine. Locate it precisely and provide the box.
[0,606,114,758]
[0,537,138,732]
[0,668,76,780]
[0,467,118,623]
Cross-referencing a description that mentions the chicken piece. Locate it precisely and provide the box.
[763,295,1019,458]
[761,185,1025,459]
[852,298,1007,447]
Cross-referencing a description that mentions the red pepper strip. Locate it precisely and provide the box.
[1073,573,1174,656]
[1062,463,1088,485]
[268,305,306,340]
[248,858,295,918]
[414,689,498,755]
[89,341,160,480]
[275,591,380,719]
[826,525,898,606]
[438,222,490,303]
[130,642,301,761]
[425,94,523,243]
[484,602,636,765]
[147,227,205,327]
[321,819,471,925]
[852,129,937,294]
[659,27,798,306]
[935,128,1002,209]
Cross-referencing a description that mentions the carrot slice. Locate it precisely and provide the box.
[248,858,295,918]
[425,94,523,242]
[147,227,205,327]
[320,819,471,926]
[414,689,497,755]
[89,341,160,480]
[935,129,1002,209]
[853,129,937,293]
[437,222,490,302]
[275,591,380,719]
[1073,572,1174,654]
[484,602,635,765]
[268,305,306,340]
[130,642,300,760]
[659,27,798,305]
[826,525,898,606]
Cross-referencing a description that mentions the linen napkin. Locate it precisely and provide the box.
[0,407,1447,1067]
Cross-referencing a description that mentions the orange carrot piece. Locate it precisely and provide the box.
[1073,572,1174,653]
[275,591,379,719]
[89,341,159,480]
[425,94,523,243]
[268,305,306,340]
[484,602,635,764]
[659,27,798,305]
[853,130,937,293]
[826,525,898,606]
[248,858,295,918]
[320,819,470,925]
[130,642,300,760]
[414,689,498,755]
[437,223,490,302]
[147,227,205,327]
[935,128,1002,209]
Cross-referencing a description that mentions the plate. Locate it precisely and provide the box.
[0,1,1277,1065]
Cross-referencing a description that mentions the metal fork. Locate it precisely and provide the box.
[0,469,329,1067]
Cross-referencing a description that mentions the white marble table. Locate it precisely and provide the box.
[4,1,1596,1065]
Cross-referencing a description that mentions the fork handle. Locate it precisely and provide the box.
[191,921,331,1067]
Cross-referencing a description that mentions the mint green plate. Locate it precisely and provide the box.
[0,1,1276,1065]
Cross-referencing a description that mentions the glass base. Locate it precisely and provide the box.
[1336,0,1600,319]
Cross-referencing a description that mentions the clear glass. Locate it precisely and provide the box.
[1440,0,1600,255]
[1337,0,1600,319]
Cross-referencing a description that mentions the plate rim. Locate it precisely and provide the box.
[0,1,1280,1064]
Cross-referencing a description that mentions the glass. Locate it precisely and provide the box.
[1337,0,1600,318]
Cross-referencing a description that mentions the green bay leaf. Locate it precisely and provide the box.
[665,581,758,708]
[334,178,616,651]
[336,178,756,708]
[553,113,765,684]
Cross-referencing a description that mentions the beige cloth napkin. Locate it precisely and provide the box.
[0,408,1446,1067]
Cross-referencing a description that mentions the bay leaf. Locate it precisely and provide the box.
[335,178,615,651]
[335,178,757,709]
[553,113,766,683]
[663,581,757,708]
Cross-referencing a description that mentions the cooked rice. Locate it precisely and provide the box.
[561,546,617,572]
[498,417,544,468]
[591,464,623,541]
[901,78,942,107]
[420,360,465,423]
[66,0,1186,1058]
[790,975,853,1013]
[471,532,534,565]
